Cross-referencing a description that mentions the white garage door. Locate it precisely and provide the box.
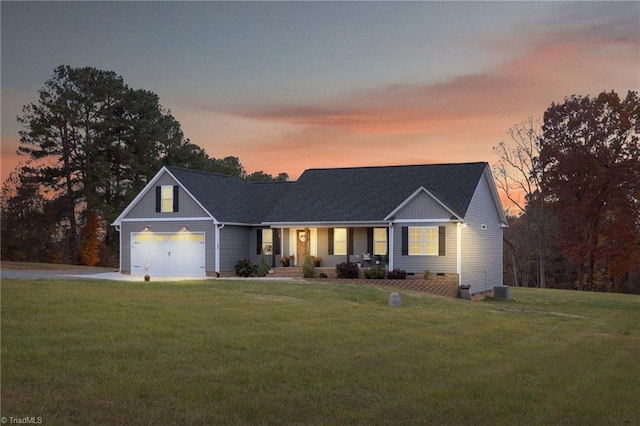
[131,232,205,277]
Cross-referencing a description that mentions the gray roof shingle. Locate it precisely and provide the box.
[264,162,487,223]
[166,167,292,223]
[166,162,487,224]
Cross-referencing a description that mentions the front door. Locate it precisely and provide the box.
[296,229,306,265]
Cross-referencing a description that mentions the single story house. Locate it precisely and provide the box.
[111,162,508,295]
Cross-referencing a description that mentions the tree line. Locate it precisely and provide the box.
[494,90,640,293]
[1,65,288,266]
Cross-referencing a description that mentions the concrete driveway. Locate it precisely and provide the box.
[0,265,294,282]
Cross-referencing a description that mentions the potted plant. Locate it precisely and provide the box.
[280,256,290,267]
[143,265,150,282]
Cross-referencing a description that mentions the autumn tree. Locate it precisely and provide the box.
[78,209,104,266]
[493,118,548,288]
[539,90,640,292]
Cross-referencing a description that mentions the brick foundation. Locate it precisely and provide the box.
[271,267,460,298]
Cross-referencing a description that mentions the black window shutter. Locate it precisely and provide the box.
[173,186,179,212]
[348,228,354,255]
[155,186,161,212]
[439,226,446,256]
[328,228,334,255]
[401,227,408,256]
[274,229,281,255]
[366,228,374,254]
[257,229,263,255]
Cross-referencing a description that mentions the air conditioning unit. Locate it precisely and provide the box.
[494,286,510,300]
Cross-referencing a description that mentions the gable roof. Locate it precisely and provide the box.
[264,162,488,223]
[114,162,504,226]
[166,167,292,223]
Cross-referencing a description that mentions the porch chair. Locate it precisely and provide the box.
[362,252,372,267]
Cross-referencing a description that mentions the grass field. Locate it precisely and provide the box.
[1,278,639,425]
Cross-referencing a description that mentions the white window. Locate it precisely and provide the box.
[262,229,273,255]
[409,226,438,256]
[334,228,347,255]
[373,228,387,255]
[161,185,174,213]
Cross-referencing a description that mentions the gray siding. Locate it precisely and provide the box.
[120,219,215,273]
[316,227,358,267]
[126,172,209,219]
[219,225,251,272]
[316,227,348,266]
[394,191,452,219]
[460,171,504,293]
[392,222,457,274]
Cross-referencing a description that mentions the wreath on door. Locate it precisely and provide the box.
[298,232,306,242]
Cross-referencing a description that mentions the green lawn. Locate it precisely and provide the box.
[2,279,639,425]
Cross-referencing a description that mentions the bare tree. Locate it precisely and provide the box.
[493,117,547,288]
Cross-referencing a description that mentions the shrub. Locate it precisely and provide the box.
[423,269,432,279]
[364,265,386,279]
[79,209,102,266]
[318,272,328,278]
[256,252,269,277]
[303,255,316,278]
[336,262,359,279]
[235,258,257,277]
[387,268,407,280]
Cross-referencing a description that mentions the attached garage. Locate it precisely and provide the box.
[131,232,205,277]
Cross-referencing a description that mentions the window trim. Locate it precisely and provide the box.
[160,185,174,213]
[408,226,439,256]
[156,185,178,213]
[333,228,347,256]
[261,229,273,255]
[373,227,388,255]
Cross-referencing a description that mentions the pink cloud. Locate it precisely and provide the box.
[201,22,638,186]
[228,22,638,139]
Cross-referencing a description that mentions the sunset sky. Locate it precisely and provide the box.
[2,1,638,189]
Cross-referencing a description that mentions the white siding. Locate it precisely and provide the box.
[460,171,504,293]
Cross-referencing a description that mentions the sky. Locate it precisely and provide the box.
[2,1,639,191]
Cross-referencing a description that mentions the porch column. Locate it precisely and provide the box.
[215,221,224,277]
[457,222,464,286]
[388,223,394,270]
[347,227,354,263]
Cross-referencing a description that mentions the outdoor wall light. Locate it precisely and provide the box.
[144,225,151,231]
[181,224,189,231]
